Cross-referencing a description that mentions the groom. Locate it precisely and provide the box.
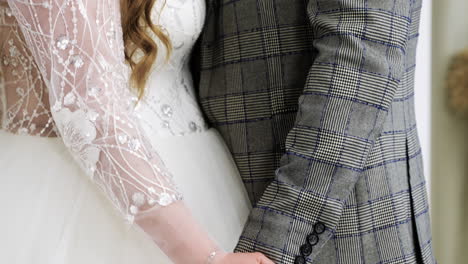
[192,0,435,263]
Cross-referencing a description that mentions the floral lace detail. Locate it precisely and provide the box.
[53,108,100,174]
[4,0,184,222]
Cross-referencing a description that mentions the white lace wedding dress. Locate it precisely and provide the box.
[0,0,251,263]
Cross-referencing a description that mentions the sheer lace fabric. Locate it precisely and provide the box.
[4,0,182,222]
[0,1,56,136]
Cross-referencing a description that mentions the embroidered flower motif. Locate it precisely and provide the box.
[53,107,100,175]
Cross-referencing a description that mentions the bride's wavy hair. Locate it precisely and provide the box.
[120,0,172,99]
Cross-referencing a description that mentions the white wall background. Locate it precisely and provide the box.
[431,0,468,263]
[415,0,432,190]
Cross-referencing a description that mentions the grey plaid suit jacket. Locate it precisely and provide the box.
[191,0,435,263]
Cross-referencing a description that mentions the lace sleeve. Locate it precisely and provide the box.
[7,0,182,222]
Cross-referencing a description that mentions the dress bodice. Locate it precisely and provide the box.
[137,0,207,137]
[0,0,206,138]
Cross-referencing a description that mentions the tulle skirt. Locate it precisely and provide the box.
[0,128,251,264]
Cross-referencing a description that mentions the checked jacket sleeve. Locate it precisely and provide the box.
[235,0,415,262]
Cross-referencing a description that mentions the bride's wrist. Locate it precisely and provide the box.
[206,249,227,264]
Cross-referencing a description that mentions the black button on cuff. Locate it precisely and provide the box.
[307,233,319,246]
[314,222,326,234]
[300,243,313,257]
[295,255,306,264]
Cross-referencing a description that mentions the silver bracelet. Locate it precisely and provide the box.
[206,250,221,264]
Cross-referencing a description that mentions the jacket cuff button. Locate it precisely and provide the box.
[295,255,306,264]
[314,222,326,234]
[307,233,319,246]
[300,243,313,257]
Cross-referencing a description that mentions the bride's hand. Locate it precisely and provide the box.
[214,252,275,264]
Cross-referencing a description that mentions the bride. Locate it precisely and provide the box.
[0,0,274,263]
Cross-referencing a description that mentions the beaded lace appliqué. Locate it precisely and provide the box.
[2,0,196,222]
